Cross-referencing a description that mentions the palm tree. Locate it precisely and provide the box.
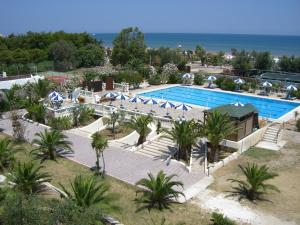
[34,79,54,99]
[91,132,108,176]
[135,170,185,211]
[127,115,153,145]
[228,163,279,201]
[202,111,234,163]
[0,138,20,171]
[32,129,73,161]
[8,161,51,195]
[60,175,118,210]
[164,120,201,163]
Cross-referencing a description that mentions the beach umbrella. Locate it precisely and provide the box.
[103,92,117,99]
[232,101,244,107]
[129,96,144,110]
[234,78,245,84]
[207,75,217,88]
[103,92,117,106]
[207,75,217,81]
[51,94,63,102]
[262,81,272,87]
[48,91,59,99]
[182,73,193,79]
[286,85,298,91]
[116,93,129,108]
[160,100,176,116]
[175,103,192,117]
[144,98,158,112]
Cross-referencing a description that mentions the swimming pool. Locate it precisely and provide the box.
[139,86,300,119]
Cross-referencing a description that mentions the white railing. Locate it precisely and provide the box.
[89,103,173,128]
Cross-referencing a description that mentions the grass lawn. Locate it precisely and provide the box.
[209,140,300,224]
[0,133,211,225]
[98,125,135,140]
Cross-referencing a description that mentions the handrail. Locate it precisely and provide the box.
[275,123,283,144]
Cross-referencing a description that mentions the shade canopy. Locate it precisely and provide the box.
[207,75,217,81]
[144,98,158,105]
[262,81,272,87]
[48,91,60,99]
[103,92,117,99]
[234,78,245,84]
[160,101,176,109]
[116,94,129,100]
[129,96,144,103]
[286,85,298,91]
[175,103,192,111]
[51,94,63,102]
[182,73,193,79]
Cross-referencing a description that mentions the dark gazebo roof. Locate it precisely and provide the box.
[205,103,258,119]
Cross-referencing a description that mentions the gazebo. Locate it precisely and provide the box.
[203,103,259,141]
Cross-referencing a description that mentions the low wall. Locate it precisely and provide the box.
[207,126,268,175]
[220,125,268,153]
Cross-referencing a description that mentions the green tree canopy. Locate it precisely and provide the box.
[111,27,146,66]
[254,51,273,70]
[232,50,252,76]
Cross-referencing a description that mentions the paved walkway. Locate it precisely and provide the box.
[0,114,206,199]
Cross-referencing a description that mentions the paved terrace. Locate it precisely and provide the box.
[0,114,206,198]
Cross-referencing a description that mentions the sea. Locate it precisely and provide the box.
[94,33,300,56]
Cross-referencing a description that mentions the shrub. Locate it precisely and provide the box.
[194,74,205,85]
[26,103,46,123]
[48,116,73,131]
[296,119,300,132]
[148,75,161,85]
[168,73,181,84]
[210,212,236,225]
[216,77,235,91]
[78,107,95,126]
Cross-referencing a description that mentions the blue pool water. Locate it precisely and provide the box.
[139,86,300,119]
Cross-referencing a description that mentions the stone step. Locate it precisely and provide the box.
[141,146,171,155]
[149,141,174,149]
[265,130,278,134]
[157,138,175,145]
[263,134,276,139]
[138,148,163,157]
[262,138,277,143]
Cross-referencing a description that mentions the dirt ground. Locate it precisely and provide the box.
[209,130,300,224]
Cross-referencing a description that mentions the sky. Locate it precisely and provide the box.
[1,0,300,36]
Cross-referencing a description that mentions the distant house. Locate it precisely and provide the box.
[204,103,259,142]
[260,72,300,85]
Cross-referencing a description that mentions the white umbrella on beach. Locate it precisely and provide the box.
[129,96,144,110]
[207,75,217,81]
[234,78,245,91]
[175,103,192,117]
[182,73,193,79]
[234,78,245,84]
[144,98,159,112]
[116,94,129,108]
[286,85,297,91]
[160,100,176,116]
[286,85,298,99]
[207,75,217,88]
[262,81,272,87]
